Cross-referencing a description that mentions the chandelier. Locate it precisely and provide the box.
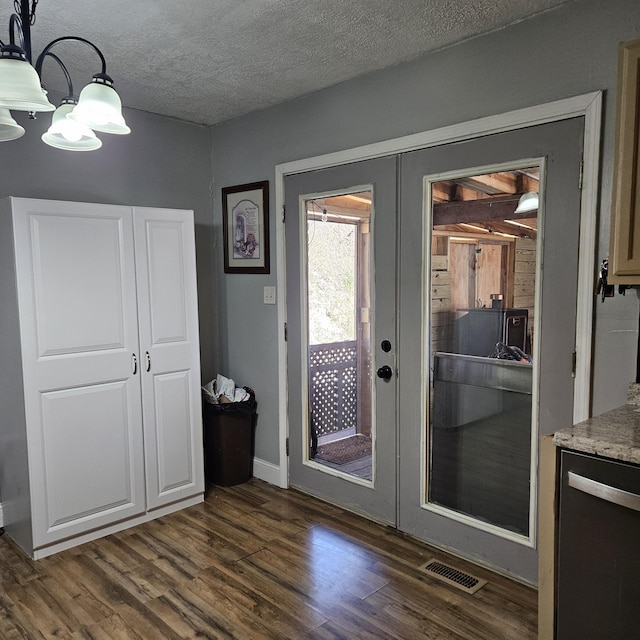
[0,0,130,150]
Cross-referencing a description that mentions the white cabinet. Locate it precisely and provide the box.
[0,198,204,559]
[133,207,204,510]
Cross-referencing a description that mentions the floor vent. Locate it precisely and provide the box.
[418,559,487,595]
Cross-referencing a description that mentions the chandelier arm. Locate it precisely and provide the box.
[8,13,25,50]
[34,36,108,79]
[40,50,74,98]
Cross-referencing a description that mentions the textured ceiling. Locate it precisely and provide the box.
[0,0,573,126]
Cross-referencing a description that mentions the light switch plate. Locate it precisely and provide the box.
[263,286,276,304]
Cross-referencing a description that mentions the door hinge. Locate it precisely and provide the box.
[282,204,286,223]
[284,322,288,342]
[286,437,290,456]
[572,350,577,377]
[578,158,584,190]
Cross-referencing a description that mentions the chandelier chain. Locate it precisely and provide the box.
[13,0,38,26]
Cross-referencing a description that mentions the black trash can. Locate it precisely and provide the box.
[202,387,257,487]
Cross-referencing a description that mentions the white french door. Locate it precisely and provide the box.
[285,156,398,525]
[284,116,585,582]
[397,118,584,582]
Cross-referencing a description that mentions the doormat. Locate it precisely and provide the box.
[315,434,372,465]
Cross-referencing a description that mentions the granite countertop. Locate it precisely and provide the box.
[553,404,640,465]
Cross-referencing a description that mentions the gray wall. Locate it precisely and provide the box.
[0,106,218,383]
[211,0,640,466]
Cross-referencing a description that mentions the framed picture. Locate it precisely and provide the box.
[222,180,270,274]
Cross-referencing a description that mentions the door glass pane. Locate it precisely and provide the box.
[428,167,539,539]
[306,192,373,481]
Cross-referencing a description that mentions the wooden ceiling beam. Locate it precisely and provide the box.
[433,193,537,226]
[520,174,539,192]
[433,224,537,240]
[310,196,371,216]
[454,185,490,201]
[432,182,451,203]
[453,172,519,195]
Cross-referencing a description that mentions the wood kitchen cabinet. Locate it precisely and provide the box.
[608,38,640,283]
[0,197,204,559]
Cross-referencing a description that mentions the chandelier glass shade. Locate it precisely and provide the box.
[41,99,102,151]
[0,55,55,111]
[68,75,131,135]
[0,106,25,140]
[0,1,129,150]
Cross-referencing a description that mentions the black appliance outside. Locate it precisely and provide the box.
[454,308,529,357]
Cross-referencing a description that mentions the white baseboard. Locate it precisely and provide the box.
[253,457,286,488]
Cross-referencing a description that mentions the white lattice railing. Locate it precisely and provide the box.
[309,340,357,437]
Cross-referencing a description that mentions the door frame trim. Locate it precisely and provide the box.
[274,91,602,489]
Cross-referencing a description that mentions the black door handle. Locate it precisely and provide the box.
[376,365,393,380]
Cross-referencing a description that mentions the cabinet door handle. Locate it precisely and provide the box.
[568,471,640,512]
[132,353,138,375]
[145,351,151,372]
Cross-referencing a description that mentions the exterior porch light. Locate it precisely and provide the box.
[515,192,539,213]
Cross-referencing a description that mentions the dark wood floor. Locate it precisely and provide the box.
[0,480,537,639]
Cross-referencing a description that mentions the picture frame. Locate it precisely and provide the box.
[222,180,270,274]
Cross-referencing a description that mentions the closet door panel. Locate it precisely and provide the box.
[38,381,139,538]
[12,199,146,548]
[30,214,128,356]
[153,370,195,494]
[133,208,204,508]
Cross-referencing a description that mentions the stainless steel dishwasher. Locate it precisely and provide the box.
[556,449,640,639]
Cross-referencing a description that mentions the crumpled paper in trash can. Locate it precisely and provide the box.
[202,374,250,404]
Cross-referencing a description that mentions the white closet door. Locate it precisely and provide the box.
[12,199,146,548]
[133,207,204,509]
